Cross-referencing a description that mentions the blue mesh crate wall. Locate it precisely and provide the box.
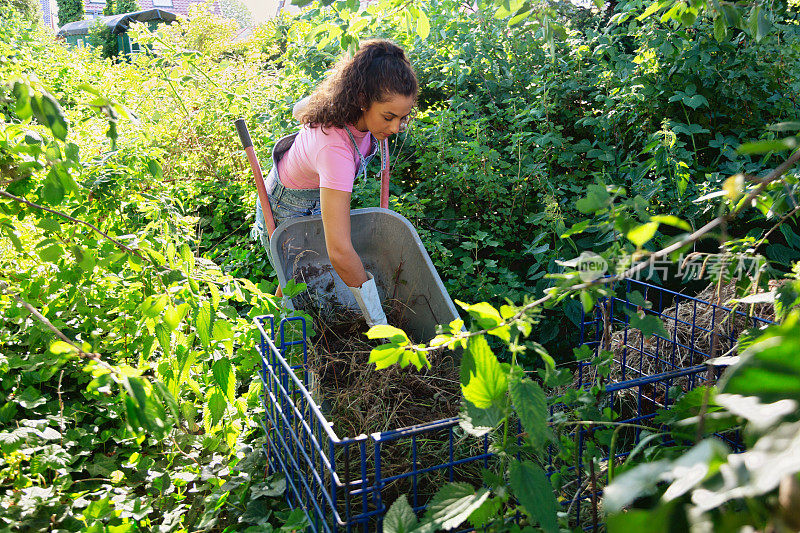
[577,279,773,388]
[254,316,494,533]
[255,280,773,531]
[558,279,774,528]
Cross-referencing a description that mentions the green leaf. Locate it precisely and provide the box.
[416,10,430,40]
[399,348,430,371]
[147,159,163,179]
[250,475,286,498]
[650,214,691,231]
[141,295,168,319]
[509,377,550,449]
[42,169,65,205]
[468,495,505,529]
[84,496,113,520]
[459,399,505,437]
[719,318,800,404]
[369,344,405,370]
[713,15,728,41]
[152,381,180,422]
[163,304,188,331]
[33,92,68,141]
[207,389,227,429]
[212,358,236,402]
[637,0,662,20]
[461,335,508,409]
[123,376,166,436]
[561,219,591,238]
[766,243,800,266]
[38,243,63,263]
[738,137,798,154]
[17,386,45,409]
[418,483,490,532]
[212,320,234,355]
[50,340,77,354]
[13,81,32,120]
[196,300,213,348]
[508,460,559,533]
[628,312,670,340]
[683,94,708,110]
[456,301,509,341]
[573,344,593,361]
[155,322,171,356]
[627,221,659,247]
[628,290,650,309]
[366,324,409,345]
[755,4,770,41]
[576,184,611,214]
[384,495,418,533]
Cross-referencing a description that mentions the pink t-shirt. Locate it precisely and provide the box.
[277,123,374,193]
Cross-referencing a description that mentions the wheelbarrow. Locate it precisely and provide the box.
[235,119,460,341]
[270,207,460,342]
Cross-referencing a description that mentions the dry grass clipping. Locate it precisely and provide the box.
[305,305,461,437]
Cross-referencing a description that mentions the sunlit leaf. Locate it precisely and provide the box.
[366,324,409,345]
[627,221,659,247]
[196,300,213,348]
[369,344,405,370]
[212,358,235,402]
[461,335,507,409]
[416,10,430,40]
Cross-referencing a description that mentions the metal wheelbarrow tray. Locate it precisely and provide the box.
[269,207,459,341]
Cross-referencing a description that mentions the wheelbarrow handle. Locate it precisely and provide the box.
[235,119,277,238]
[380,138,390,209]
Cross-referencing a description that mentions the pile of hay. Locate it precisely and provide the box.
[305,306,461,438]
[300,305,476,515]
[576,281,776,391]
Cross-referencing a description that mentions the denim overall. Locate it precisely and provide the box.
[251,128,383,268]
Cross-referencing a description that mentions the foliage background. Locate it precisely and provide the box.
[1,0,800,530]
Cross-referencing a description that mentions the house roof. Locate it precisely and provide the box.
[57,9,178,37]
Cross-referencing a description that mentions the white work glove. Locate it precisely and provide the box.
[347,271,388,327]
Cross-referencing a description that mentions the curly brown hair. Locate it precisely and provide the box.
[298,39,418,129]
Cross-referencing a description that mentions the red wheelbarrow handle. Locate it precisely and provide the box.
[235,119,277,238]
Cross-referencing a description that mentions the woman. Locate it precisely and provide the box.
[252,39,418,326]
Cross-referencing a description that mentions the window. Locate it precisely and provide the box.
[152,0,173,6]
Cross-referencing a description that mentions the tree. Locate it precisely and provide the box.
[55,0,84,25]
[88,19,118,58]
[0,0,40,21]
[103,0,115,16]
[114,0,139,14]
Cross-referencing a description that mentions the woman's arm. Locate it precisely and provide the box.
[320,187,368,287]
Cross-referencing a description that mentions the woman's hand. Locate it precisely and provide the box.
[320,187,368,287]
